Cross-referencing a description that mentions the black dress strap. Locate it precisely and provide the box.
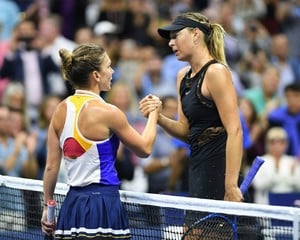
[180,59,218,100]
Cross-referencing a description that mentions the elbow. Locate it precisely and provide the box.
[142,152,151,158]
[131,139,154,158]
[136,146,152,158]
[137,150,151,158]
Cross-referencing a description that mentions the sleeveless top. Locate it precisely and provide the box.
[180,60,227,199]
[60,91,120,187]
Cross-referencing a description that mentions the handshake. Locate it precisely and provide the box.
[139,94,162,118]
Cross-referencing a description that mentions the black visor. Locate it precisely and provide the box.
[157,16,211,39]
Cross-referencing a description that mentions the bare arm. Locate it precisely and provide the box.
[206,64,243,202]
[108,99,160,158]
[41,105,63,234]
[42,122,61,205]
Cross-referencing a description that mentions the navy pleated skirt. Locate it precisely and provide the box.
[55,184,131,239]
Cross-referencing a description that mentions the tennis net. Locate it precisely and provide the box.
[0,175,300,240]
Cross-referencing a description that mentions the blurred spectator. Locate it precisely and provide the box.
[7,107,38,177]
[126,0,157,46]
[19,0,50,25]
[0,103,37,240]
[0,19,59,125]
[38,14,77,66]
[169,0,195,19]
[38,14,77,96]
[270,33,297,98]
[237,46,270,89]
[268,83,300,157]
[74,26,94,45]
[6,106,39,230]
[8,107,28,136]
[1,81,26,110]
[280,0,300,79]
[134,46,177,99]
[141,95,177,193]
[94,0,136,40]
[231,0,266,25]
[239,97,267,165]
[213,1,241,67]
[242,64,281,117]
[0,105,28,176]
[258,0,284,35]
[49,0,88,40]
[115,38,141,99]
[252,127,300,205]
[161,53,188,84]
[0,104,37,179]
[280,0,300,62]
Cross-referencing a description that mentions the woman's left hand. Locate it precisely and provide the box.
[41,207,56,236]
[224,185,244,202]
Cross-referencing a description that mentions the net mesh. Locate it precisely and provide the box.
[0,175,299,240]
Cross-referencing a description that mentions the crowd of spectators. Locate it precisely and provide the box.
[1,0,300,206]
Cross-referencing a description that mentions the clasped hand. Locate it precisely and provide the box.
[139,94,162,117]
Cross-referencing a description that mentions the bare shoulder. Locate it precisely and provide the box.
[206,63,232,87]
[93,101,123,117]
[205,63,237,101]
[105,103,127,125]
[86,101,126,127]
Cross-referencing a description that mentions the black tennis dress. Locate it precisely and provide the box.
[180,59,227,200]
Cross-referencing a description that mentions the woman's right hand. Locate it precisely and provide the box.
[139,94,162,118]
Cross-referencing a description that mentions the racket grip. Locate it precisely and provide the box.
[47,199,56,223]
[240,157,264,195]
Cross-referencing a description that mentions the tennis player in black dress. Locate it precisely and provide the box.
[140,12,244,202]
